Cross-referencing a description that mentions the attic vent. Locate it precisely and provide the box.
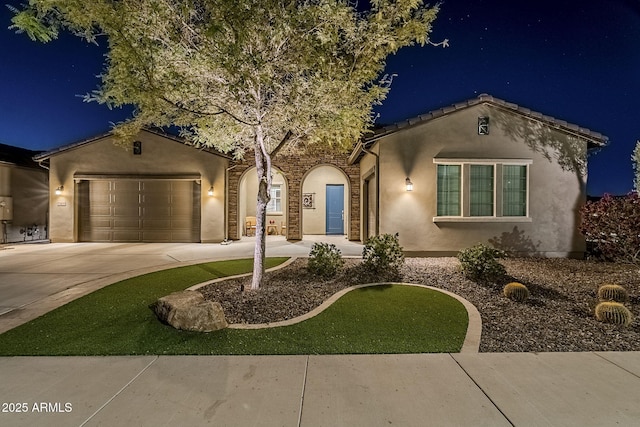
[478,117,489,135]
[133,141,142,155]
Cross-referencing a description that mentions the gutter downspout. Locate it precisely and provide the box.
[362,147,380,236]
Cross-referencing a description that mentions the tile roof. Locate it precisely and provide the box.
[0,143,42,169]
[33,127,231,161]
[349,94,609,164]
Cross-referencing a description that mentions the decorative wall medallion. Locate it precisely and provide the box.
[303,193,315,209]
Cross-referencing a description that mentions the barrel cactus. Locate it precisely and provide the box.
[597,284,628,303]
[503,282,530,302]
[594,302,633,326]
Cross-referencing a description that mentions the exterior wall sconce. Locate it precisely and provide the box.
[208,186,214,196]
[405,177,413,191]
[55,185,64,195]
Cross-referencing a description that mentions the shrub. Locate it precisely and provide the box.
[579,193,640,264]
[457,244,506,283]
[597,284,628,303]
[362,233,405,277]
[503,282,530,302]
[307,242,344,277]
[594,302,633,326]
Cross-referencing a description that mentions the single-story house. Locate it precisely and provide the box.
[32,94,607,257]
[0,143,49,243]
[350,94,607,257]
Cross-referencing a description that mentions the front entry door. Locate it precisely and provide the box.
[326,184,344,235]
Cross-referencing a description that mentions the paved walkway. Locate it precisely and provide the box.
[2,240,640,426]
[2,352,640,426]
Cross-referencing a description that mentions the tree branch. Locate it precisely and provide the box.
[269,130,293,158]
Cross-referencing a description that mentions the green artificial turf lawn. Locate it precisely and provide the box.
[0,259,468,356]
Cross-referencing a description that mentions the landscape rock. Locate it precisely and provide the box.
[152,290,228,332]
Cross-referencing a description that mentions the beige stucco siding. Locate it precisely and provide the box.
[47,130,227,243]
[302,165,349,235]
[367,104,587,257]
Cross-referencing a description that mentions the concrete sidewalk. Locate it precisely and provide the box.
[1,352,640,426]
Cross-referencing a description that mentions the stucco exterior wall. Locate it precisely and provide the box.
[302,165,350,234]
[366,104,588,257]
[47,130,228,243]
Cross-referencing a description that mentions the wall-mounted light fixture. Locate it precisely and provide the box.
[208,186,214,196]
[405,177,413,192]
[55,185,64,195]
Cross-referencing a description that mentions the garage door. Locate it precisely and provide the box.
[78,180,200,242]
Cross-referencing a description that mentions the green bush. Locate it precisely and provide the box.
[362,233,405,277]
[457,243,506,283]
[308,242,345,277]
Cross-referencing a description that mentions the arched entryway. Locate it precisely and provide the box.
[301,164,350,236]
[237,166,288,238]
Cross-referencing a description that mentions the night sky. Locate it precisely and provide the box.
[1,0,639,196]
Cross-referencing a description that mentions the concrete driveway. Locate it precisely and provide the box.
[0,236,363,333]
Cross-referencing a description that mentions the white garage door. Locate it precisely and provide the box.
[78,180,200,242]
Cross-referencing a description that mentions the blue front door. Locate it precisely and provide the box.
[326,184,344,235]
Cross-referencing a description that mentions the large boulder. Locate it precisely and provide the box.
[152,290,228,332]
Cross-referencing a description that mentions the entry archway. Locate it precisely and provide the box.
[301,164,350,236]
[237,167,288,238]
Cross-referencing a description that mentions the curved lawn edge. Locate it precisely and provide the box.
[226,281,482,354]
[183,256,480,353]
[186,256,298,291]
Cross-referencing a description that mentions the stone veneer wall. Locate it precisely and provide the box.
[228,151,360,241]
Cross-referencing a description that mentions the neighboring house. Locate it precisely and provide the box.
[33,94,607,258]
[349,94,607,257]
[0,143,48,243]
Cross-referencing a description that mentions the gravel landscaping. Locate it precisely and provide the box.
[199,257,640,352]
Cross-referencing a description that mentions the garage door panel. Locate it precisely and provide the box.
[113,218,141,228]
[142,219,171,229]
[113,193,140,203]
[112,231,143,242]
[113,181,140,191]
[170,219,194,229]
[170,230,196,241]
[80,179,200,243]
[113,206,141,217]
[89,192,112,204]
[142,207,172,218]
[86,230,113,242]
[89,206,112,216]
[88,218,113,228]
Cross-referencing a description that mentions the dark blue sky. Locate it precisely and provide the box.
[1,0,639,196]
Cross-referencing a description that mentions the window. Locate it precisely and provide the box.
[267,184,282,213]
[503,165,527,216]
[470,165,494,216]
[437,165,461,216]
[435,160,530,221]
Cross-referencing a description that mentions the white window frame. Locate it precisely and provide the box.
[433,158,532,223]
[267,184,282,214]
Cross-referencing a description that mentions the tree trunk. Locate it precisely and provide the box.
[250,125,272,290]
